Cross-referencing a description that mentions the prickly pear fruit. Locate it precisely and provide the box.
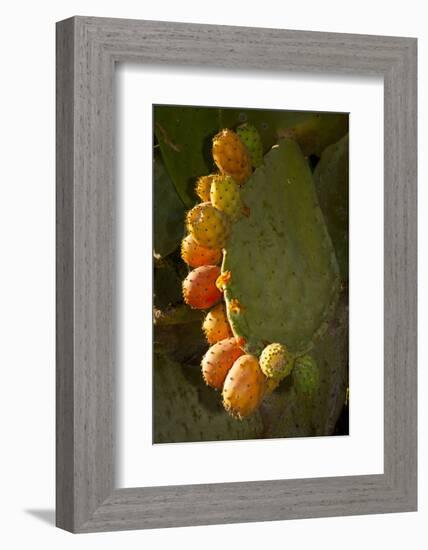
[186,202,231,249]
[212,129,252,185]
[292,355,320,397]
[202,303,232,344]
[195,174,216,202]
[182,265,222,309]
[259,343,293,381]
[210,175,243,222]
[222,354,266,419]
[201,337,244,390]
[181,234,222,268]
[236,124,263,168]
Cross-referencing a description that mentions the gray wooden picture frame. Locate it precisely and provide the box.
[56,16,417,533]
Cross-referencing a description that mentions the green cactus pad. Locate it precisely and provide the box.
[222,138,340,356]
[314,134,349,280]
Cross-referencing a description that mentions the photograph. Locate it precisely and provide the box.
[153,104,349,444]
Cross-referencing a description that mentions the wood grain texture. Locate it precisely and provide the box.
[56,17,75,532]
[56,16,417,533]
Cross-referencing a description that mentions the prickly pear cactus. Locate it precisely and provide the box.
[222,138,340,356]
[153,106,349,441]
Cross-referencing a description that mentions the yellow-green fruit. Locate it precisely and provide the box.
[186,202,231,249]
[210,175,243,222]
[195,174,216,202]
[202,303,233,344]
[237,123,263,168]
[212,129,252,185]
[222,354,266,419]
[259,343,292,381]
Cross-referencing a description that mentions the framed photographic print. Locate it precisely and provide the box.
[56,16,417,532]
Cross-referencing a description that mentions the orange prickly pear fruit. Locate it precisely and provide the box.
[181,234,222,268]
[212,129,252,185]
[182,265,222,309]
[202,303,232,344]
[222,354,267,419]
[201,337,245,390]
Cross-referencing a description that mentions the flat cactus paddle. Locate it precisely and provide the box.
[222,138,340,356]
[313,134,349,280]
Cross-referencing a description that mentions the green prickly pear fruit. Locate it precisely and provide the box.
[201,337,244,390]
[212,129,252,185]
[186,202,231,249]
[182,265,222,310]
[195,174,216,202]
[292,355,320,397]
[259,343,293,381]
[181,234,222,268]
[237,123,263,168]
[202,303,232,344]
[210,175,243,222]
[222,354,267,419]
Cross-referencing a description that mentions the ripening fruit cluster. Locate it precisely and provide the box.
[179,125,319,419]
[181,126,256,314]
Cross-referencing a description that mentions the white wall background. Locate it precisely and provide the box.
[0,1,424,548]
